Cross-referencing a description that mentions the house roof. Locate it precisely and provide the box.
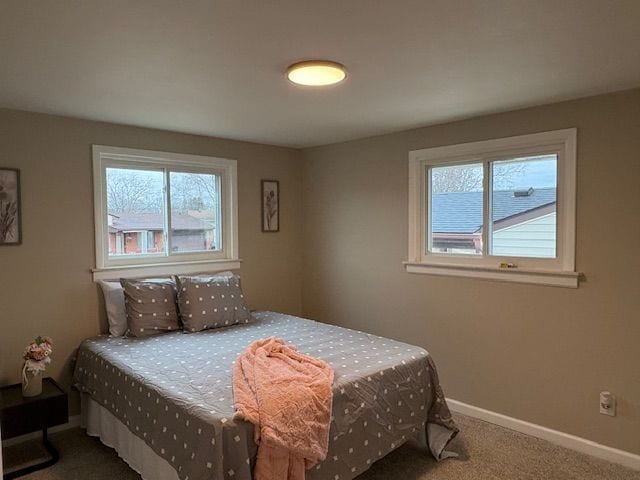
[109,213,213,232]
[432,187,556,234]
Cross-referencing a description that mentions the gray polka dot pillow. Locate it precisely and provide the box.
[120,278,180,337]
[176,274,252,333]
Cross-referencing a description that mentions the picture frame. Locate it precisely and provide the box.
[261,179,279,232]
[0,168,21,246]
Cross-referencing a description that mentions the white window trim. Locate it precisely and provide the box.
[92,145,240,281]
[406,129,578,288]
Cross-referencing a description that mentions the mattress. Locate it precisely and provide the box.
[73,311,457,480]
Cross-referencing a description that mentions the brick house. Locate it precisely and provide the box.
[107,212,216,255]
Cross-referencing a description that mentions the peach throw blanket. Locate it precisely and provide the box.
[233,337,334,480]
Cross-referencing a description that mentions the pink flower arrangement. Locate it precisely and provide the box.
[23,336,53,373]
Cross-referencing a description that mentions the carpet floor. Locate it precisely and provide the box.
[3,413,638,480]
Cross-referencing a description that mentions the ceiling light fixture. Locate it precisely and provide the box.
[286,60,347,86]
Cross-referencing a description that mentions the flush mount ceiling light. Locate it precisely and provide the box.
[286,60,347,86]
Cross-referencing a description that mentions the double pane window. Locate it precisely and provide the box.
[407,129,577,286]
[93,145,238,277]
[105,168,221,259]
[428,155,558,259]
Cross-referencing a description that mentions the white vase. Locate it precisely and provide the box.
[22,367,43,397]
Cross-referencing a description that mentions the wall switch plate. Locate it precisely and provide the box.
[599,391,616,416]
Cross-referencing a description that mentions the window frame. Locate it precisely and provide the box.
[92,145,239,280]
[406,129,578,287]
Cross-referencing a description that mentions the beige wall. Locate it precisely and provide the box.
[301,89,640,454]
[1,89,639,454]
[0,109,304,412]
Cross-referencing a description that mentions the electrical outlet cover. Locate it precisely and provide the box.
[599,392,616,416]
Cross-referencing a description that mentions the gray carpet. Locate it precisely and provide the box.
[4,413,638,480]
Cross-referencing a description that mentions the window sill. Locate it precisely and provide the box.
[92,259,242,281]
[403,261,579,288]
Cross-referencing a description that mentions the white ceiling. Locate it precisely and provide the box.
[2,1,640,148]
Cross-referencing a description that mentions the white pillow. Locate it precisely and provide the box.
[98,280,127,336]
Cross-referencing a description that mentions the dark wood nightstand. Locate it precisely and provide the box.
[0,378,68,479]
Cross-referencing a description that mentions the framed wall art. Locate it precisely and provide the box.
[0,168,21,246]
[261,179,279,232]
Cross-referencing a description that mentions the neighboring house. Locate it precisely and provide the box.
[107,212,216,255]
[431,187,556,257]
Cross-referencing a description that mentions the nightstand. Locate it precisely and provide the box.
[0,378,68,479]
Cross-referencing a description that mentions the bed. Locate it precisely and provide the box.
[73,311,458,480]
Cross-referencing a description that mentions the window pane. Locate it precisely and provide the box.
[169,172,220,253]
[106,167,165,257]
[429,163,483,255]
[490,155,557,258]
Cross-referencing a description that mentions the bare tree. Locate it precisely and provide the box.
[169,173,218,214]
[106,170,219,215]
[431,163,527,194]
[106,169,163,213]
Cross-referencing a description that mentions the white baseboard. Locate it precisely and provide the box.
[447,398,640,471]
[2,415,81,447]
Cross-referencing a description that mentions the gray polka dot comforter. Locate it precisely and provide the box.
[73,311,458,480]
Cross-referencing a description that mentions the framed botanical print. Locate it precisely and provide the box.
[0,168,21,245]
[261,180,279,232]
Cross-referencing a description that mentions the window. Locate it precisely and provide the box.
[93,146,239,280]
[406,129,578,287]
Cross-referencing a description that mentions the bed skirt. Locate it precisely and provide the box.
[81,393,180,480]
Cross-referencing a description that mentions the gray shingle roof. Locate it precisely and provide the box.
[109,213,213,231]
[432,187,556,234]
